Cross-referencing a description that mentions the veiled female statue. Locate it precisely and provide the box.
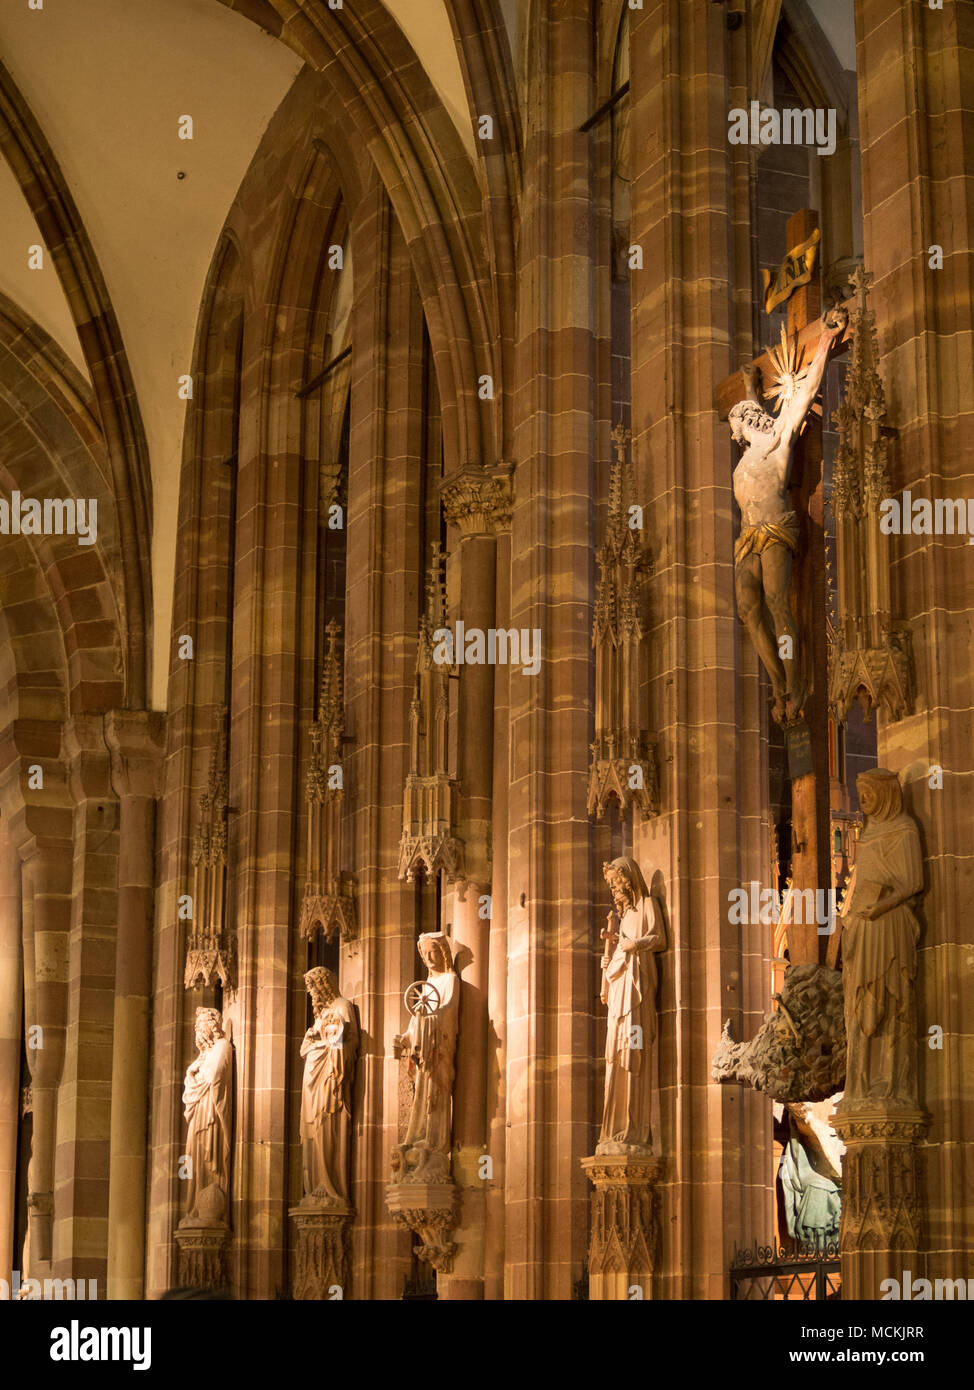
[598,857,666,1154]
[393,932,459,1178]
[300,966,358,1205]
[182,1007,232,1221]
[839,769,923,1108]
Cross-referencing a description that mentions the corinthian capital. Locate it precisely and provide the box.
[440,464,513,536]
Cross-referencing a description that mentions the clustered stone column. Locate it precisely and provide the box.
[439,464,512,1300]
[0,826,21,1283]
[104,710,164,1300]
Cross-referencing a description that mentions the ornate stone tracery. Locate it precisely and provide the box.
[184,707,235,993]
[828,265,913,723]
[588,425,658,821]
[300,622,356,945]
[581,1155,663,1301]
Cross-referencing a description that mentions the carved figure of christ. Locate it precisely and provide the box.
[729,306,847,723]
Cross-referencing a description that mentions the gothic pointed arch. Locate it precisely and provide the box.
[0,62,151,706]
[215,0,498,478]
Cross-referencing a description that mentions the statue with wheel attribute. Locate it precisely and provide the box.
[392,931,459,1181]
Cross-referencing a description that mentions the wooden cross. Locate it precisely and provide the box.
[717,209,852,968]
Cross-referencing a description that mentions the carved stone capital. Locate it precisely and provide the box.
[386,1180,458,1274]
[289,1203,352,1300]
[440,465,513,536]
[62,715,115,804]
[831,1104,929,1148]
[581,1153,664,1300]
[830,1106,928,1286]
[104,709,165,800]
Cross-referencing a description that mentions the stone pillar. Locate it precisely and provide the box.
[57,717,120,1289]
[104,710,164,1299]
[440,466,512,1300]
[504,0,603,1302]
[22,840,72,1275]
[855,0,974,1285]
[0,826,22,1281]
[580,1155,663,1300]
[629,0,773,1296]
[343,186,430,1300]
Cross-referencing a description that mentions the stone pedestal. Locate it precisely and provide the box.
[580,1154,663,1300]
[289,1201,352,1300]
[173,1219,230,1291]
[831,1105,928,1300]
[386,1180,458,1275]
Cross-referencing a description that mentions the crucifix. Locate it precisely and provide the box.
[717,209,851,968]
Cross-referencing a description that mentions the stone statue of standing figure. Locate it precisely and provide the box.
[838,769,923,1110]
[181,1006,232,1224]
[300,966,359,1206]
[392,932,459,1182]
[729,306,847,722]
[597,857,666,1154]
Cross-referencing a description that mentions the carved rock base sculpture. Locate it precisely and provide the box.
[580,1153,663,1300]
[711,962,846,1102]
[289,1202,352,1300]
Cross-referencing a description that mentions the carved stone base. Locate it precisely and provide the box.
[580,1154,663,1300]
[289,1201,352,1300]
[386,1179,458,1274]
[173,1220,230,1291]
[831,1104,928,1299]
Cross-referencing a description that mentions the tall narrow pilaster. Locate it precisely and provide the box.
[0,826,22,1283]
[440,464,512,1300]
[104,710,164,1299]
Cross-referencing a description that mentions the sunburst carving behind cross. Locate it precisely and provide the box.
[762,324,815,427]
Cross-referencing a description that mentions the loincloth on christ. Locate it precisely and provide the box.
[734,510,799,568]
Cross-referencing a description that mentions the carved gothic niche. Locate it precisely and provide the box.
[300,621,356,946]
[588,425,659,822]
[397,542,465,893]
[828,266,913,724]
[184,707,235,993]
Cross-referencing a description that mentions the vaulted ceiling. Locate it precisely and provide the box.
[0,0,481,707]
[0,1,851,709]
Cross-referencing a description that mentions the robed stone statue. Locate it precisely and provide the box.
[597,857,666,1154]
[839,769,923,1109]
[181,1006,232,1222]
[300,966,359,1206]
[392,932,459,1181]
